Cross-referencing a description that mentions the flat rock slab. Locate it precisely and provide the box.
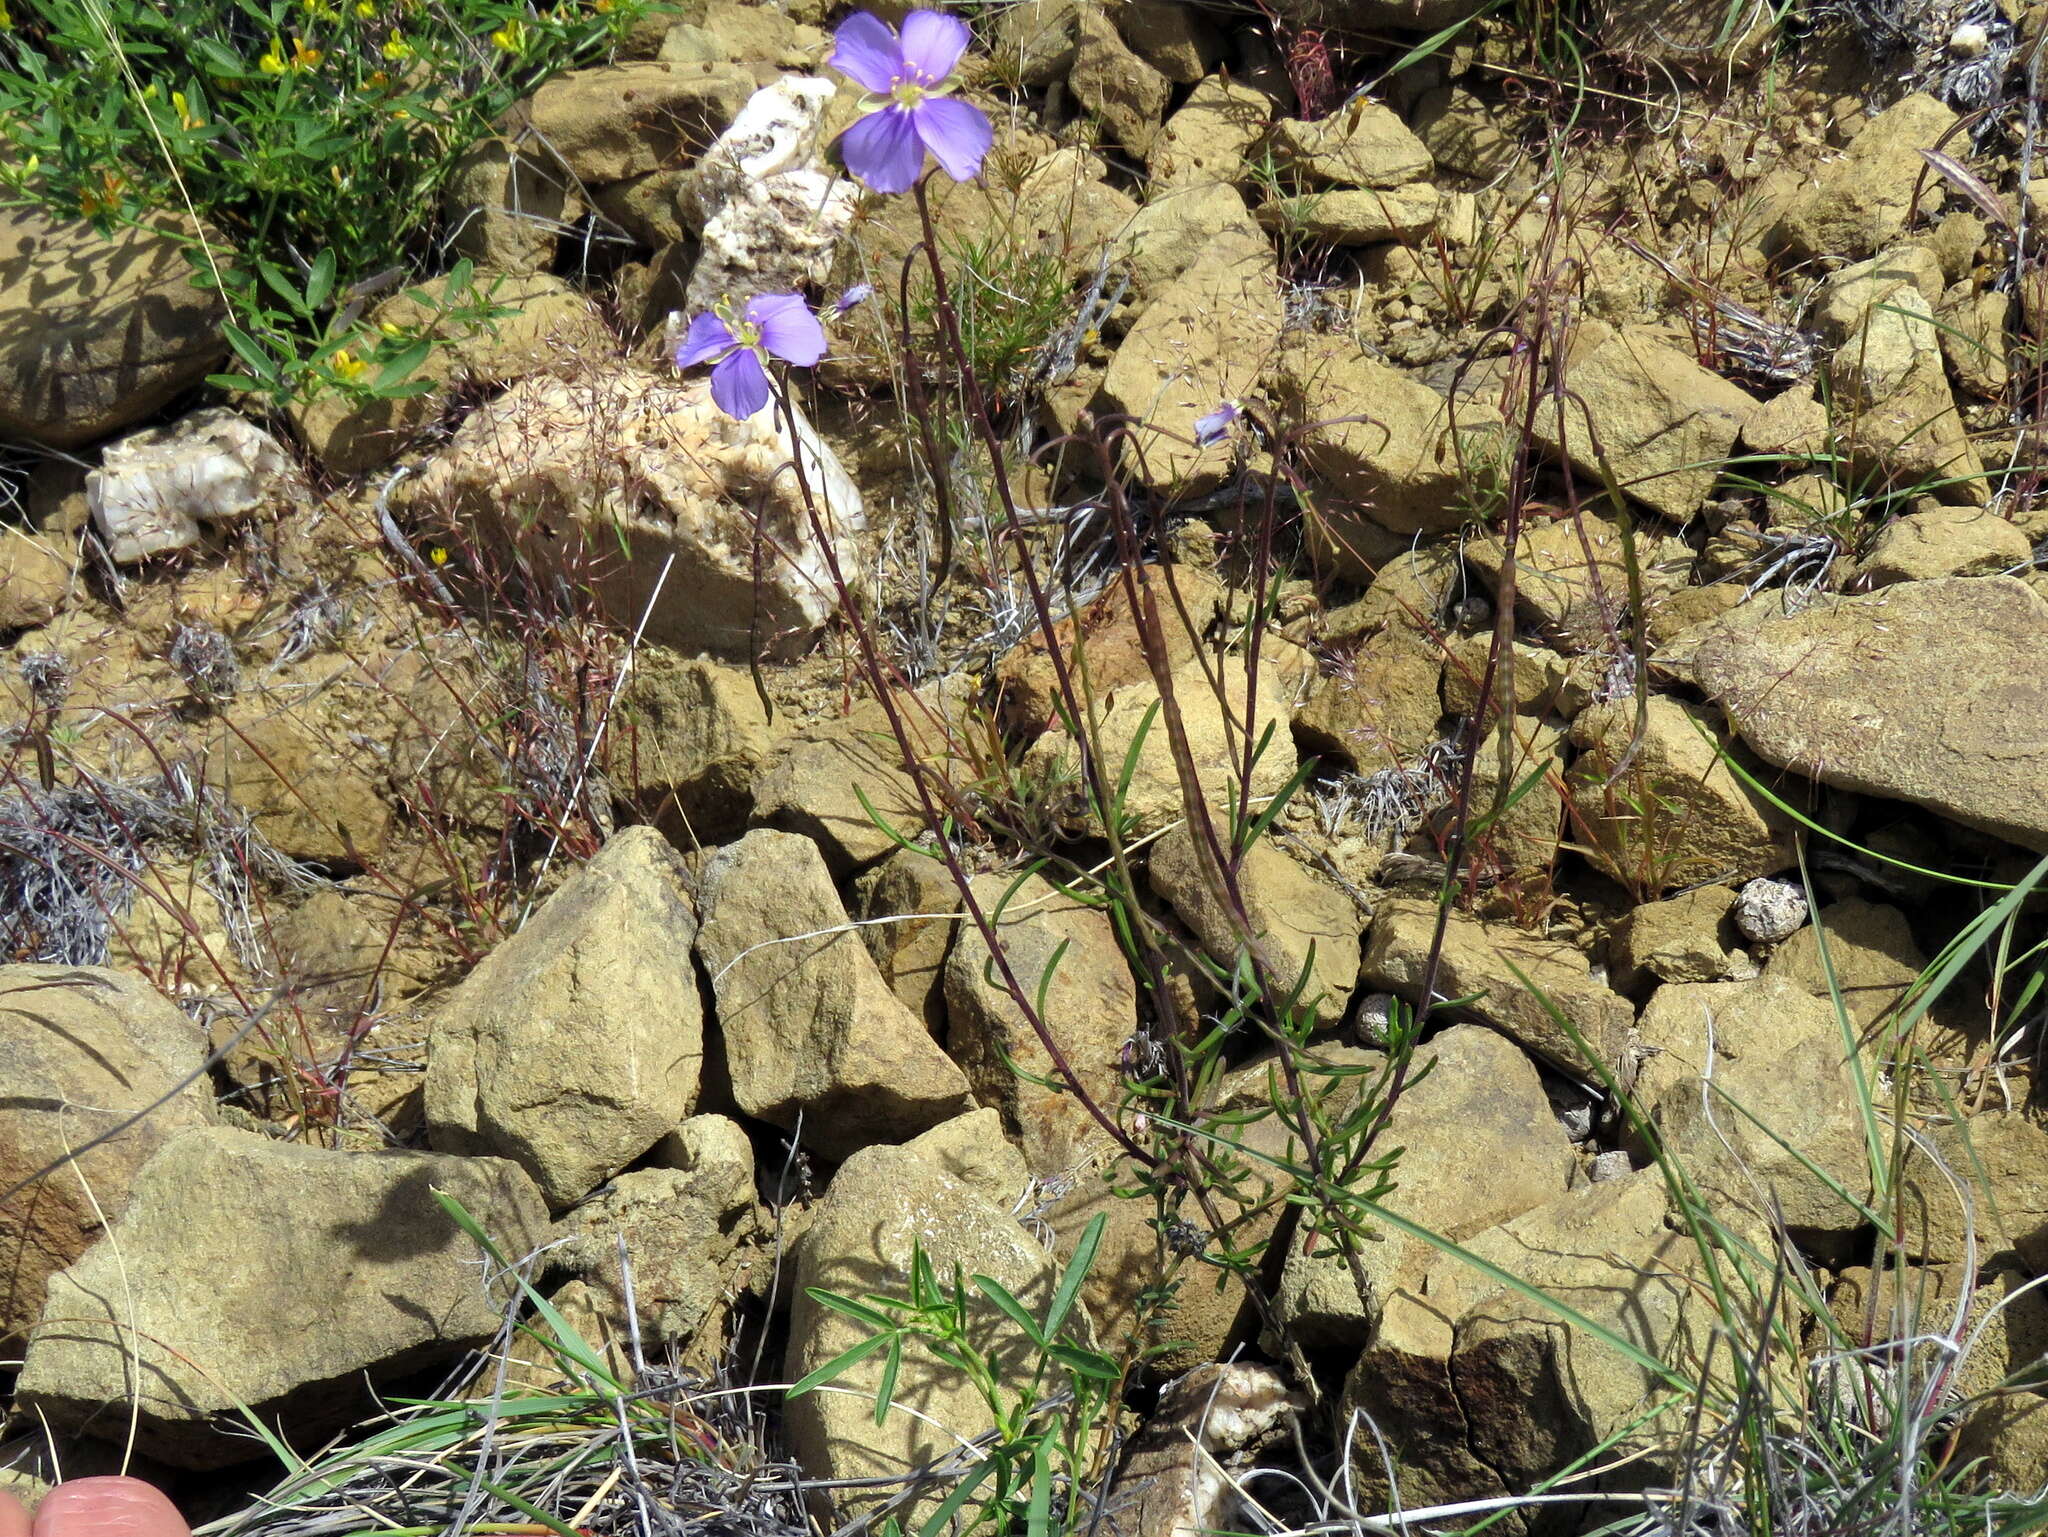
[1691,577,2048,852]
[17,1126,547,1469]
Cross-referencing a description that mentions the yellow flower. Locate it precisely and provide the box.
[258,37,287,72]
[366,69,389,88]
[378,321,405,337]
[330,349,369,382]
[354,0,376,15]
[0,3,14,29]
[381,29,411,59]
[590,0,613,11]
[301,0,338,18]
[490,18,526,52]
[171,90,204,130]
[291,37,323,69]
[427,543,450,566]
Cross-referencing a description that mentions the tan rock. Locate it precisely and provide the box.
[945,872,1137,1174]
[1764,899,1928,1034]
[614,650,775,845]
[1045,1104,1302,1373]
[1466,509,1635,653]
[0,967,213,1344]
[426,827,704,1208]
[900,1108,1031,1208]
[1692,577,2048,853]
[1115,0,1220,83]
[442,127,574,275]
[1266,100,1432,187]
[1857,504,2031,585]
[1070,3,1171,156]
[1347,1171,1717,1516]
[1412,86,1517,180]
[1531,326,1757,521]
[1458,715,1568,879]
[1269,334,1485,536]
[1939,282,2011,399]
[992,562,1222,732]
[786,1140,1064,1511]
[852,848,962,1035]
[1277,1026,1573,1349]
[1102,230,1283,496]
[1824,277,1983,503]
[17,1126,548,1468]
[1773,94,1958,262]
[1257,184,1441,244]
[1609,885,1744,990]
[1116,183,1265,315]
[211,698,393,865]
[697,829,971,1160]
[1629,974,1873,1246]
[406,366,863,660]
[1023,656,1297,837]
[1567,694,1796,894]
[0,528,73,630]
[1361,896,1635,1071]
[0,209,227,449]
[527,61,755,184]
[751,696,942,875]
[1898,1112,2048,1273]
[548,1117,757,1348]
[1293,636,1446,775]
[1440,634,1598,720]
[1149,824,1365,1031]
[1147,75,1270,188]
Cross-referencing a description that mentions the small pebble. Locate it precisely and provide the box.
[1355,991,1397,1048]
[1733,877,1809,945]
[1950,23,1990,58]
[1589,1149,1633,1183]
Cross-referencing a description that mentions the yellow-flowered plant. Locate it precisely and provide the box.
[0,0,644,404]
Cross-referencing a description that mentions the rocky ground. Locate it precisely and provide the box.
[6,0,2048,1529]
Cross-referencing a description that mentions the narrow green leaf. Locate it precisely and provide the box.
[972,1275,1049,1349]
[789,1331,892,1399]
[1044,1212,1103,1337]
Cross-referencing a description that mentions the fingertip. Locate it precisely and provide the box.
[0,1489,33,1537]
[31,1479,187,1537]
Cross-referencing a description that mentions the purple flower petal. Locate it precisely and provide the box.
[746,293,827,367]
[1193,401,1240,446]
[830,9,904,95]
[838,104,927,194]
[675,311,737,368]
[709,347,772,419]
[897,9,970,84]
[834,282,874,313]
[910,95,992,184]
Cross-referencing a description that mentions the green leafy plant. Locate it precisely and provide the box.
[791,1214,1122,1537]
[0,0,641,403]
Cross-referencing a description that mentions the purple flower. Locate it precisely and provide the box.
[834,282,874,313]
[830,9,993,195]
[1194,400,1241,447]
[674,293,827,419]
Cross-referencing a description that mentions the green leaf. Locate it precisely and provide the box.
[304,247,335,312]
[1045,1343,1121,1381]
[1026,1438,1052,1537]
[971,1275,1048,1349]
[914,1455,998,1537]
[788,1330,892,1399]
[804,1287,896,1332]
[1044,1213,1102,1338]
[873,1335,903,1427]
[373,336,433,389]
